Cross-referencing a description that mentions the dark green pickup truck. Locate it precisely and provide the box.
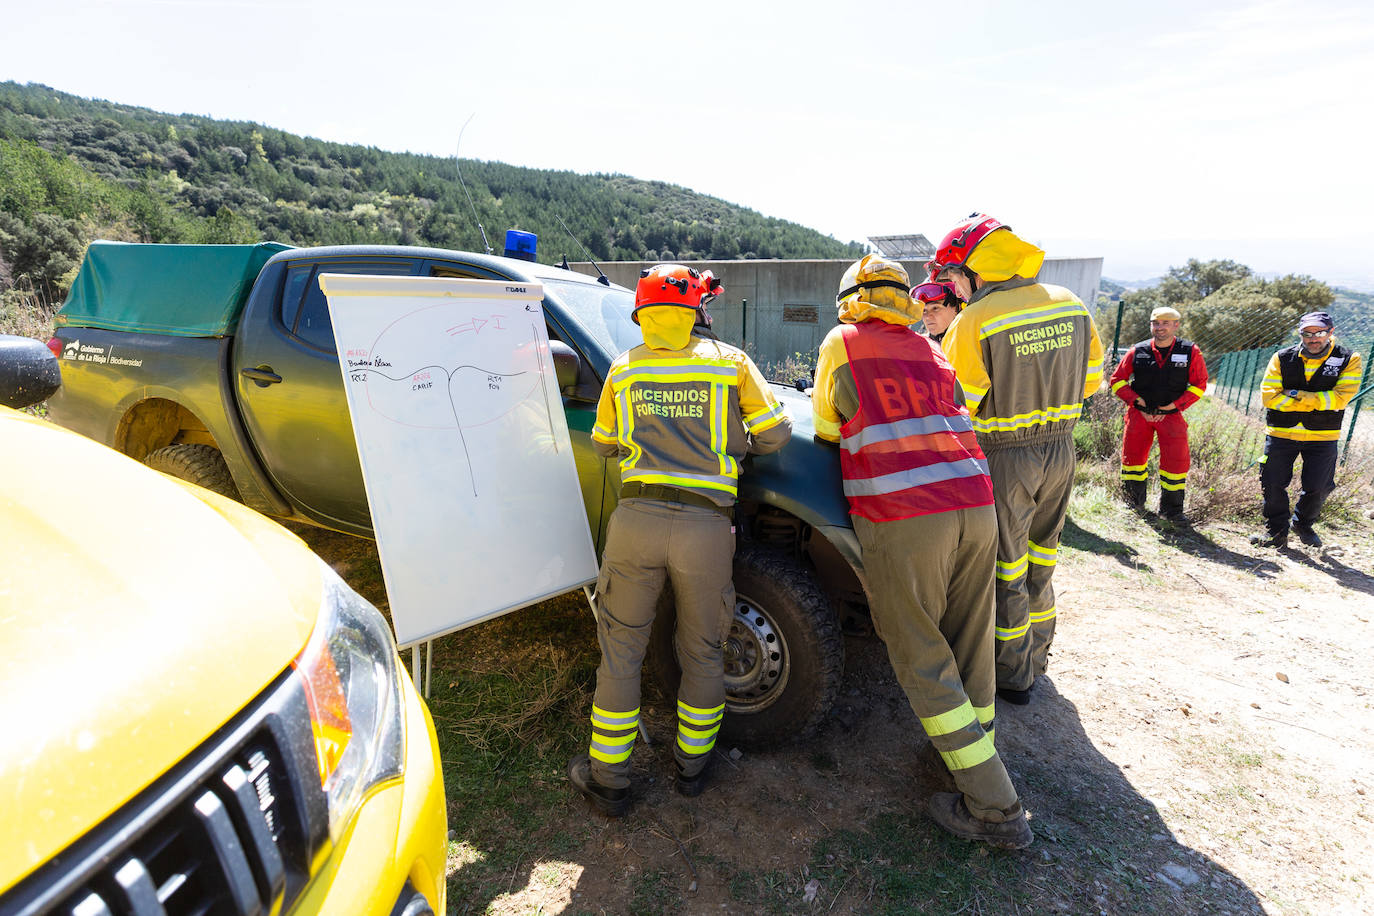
[47,241,870,747]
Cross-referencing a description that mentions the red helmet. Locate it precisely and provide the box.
[927,212,1006,276]
[632,264,722,324]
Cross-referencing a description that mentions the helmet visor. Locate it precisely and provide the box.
[912,281,958,305]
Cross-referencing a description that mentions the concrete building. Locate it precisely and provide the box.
[570,249,1104,374]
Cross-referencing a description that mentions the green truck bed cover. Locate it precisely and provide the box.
[56,241,291,336]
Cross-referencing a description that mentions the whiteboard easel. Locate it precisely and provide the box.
[322,274,599,655]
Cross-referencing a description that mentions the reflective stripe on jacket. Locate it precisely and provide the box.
[941,280,1104,452]
[836,322,993,522]
[1261,342,1363,441]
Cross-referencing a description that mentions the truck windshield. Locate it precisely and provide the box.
[542,279,640,365]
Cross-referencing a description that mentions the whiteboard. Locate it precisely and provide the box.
[320,273,598,646]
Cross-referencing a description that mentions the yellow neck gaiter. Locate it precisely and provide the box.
[638,305,697,351]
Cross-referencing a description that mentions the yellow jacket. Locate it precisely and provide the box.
[592,335,790,504]
[1260,341,1363,441]
[941,278,1104,451]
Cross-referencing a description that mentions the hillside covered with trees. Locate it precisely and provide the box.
[0,81,865,315]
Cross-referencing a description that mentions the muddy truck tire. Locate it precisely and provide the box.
[145,444,241,501]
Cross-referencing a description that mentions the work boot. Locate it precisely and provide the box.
[567,753,631,817]
[1249,531,1288,549]
[1121,479,1146,510]
[927,792,1034,850]
[1292,524,1322,547]
[1159,488,1186,522]
[675,754,713,798]
[997,683,1034,705]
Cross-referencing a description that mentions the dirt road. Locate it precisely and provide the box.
[305,500,1374,914]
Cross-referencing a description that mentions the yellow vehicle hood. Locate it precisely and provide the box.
[0,409,321,890]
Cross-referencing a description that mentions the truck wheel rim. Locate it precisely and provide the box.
[722,592,788,712]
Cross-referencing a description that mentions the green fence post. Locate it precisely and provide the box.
[1243,347,1262,416]
[1110,299,1125,365]
[1340,339,1374,463]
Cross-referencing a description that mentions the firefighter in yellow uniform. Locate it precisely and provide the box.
[568,264,791,817]
[932,214,1104,706]
[813,254,1033,850]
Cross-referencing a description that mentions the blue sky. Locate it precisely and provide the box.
[5,0,1374,288]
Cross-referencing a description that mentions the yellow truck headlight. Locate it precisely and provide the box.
[292,560,406,839]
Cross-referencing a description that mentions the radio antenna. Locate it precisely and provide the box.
[455,114,492,255]
[555,214,611,285]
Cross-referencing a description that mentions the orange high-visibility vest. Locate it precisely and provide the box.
[838,322,994,522]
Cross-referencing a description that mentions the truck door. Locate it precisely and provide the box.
[235,257,417,533]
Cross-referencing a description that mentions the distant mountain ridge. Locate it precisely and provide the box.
[0,81,865,307]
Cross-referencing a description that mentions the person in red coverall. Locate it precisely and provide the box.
[1108,306,1209,520]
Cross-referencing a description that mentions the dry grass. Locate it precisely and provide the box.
[1075,392,1374,525]
[0,289,55,340]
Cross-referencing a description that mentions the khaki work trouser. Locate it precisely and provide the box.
[985,436,1076,692]
[854,507,1022,822]
[589,498,735,789]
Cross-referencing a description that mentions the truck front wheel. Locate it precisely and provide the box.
[648,542,843,750]
[145,444,240,501]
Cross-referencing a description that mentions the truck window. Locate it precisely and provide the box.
[283,260,416,350]
[429,266,482,280]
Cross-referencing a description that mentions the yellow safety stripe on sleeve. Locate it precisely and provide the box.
[996,553,1029,582]
[977,299,1091,340]
[591,423,616,444]
[1110,379,1129,394]
[1027,539,1057,567]
[918,700,977,737]
[939,732,998,772]
[814,412,842,441]
[1319,390,1336,410]
[971,401,1082,434]
[958,379,988,411]
[996,621,1030,641]
[1186,385,1207,399]
[1028,606,1057,625]
[744,399,788,433]
[1085,355,1104,389]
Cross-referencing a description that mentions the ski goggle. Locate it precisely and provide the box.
[912,281,959,305]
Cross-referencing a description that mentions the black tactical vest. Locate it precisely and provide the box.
[1266,343,1351,432]
[1129,338,1194,409]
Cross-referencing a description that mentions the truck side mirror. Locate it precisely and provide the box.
[549,340,581,392]
[0,335,62,409]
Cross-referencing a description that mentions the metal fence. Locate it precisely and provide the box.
[1100,300,1374,461]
